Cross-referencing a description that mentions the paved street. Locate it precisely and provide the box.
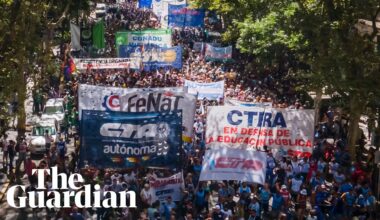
[0,79,77,220]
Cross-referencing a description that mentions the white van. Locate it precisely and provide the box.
[29,119,59,155]
[41,98,65,128]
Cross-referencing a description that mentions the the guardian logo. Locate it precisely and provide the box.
[7,167,137,209]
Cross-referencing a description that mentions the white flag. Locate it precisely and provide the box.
[70,23,81,51]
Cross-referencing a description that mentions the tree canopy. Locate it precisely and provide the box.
[193,0,380,156]
[0,0,90,134]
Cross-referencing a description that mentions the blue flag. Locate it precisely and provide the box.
[168,4,205,27]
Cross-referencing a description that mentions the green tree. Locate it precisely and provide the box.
[0,0,90,136]
[193,0,380,159]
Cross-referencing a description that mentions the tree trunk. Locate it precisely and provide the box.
[314,89,323,125]
[16,64,26,138]
[347,93,363,161]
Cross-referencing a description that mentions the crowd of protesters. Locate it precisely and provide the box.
[0,0,379,220]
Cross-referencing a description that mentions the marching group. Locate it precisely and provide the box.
[1,1,379,220]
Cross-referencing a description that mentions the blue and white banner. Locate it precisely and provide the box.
[79,110,182,169]
[184,80,224,100]
[193,42,220,53]
[150,172,184,203]
[206,106,315,156]
[199,148,267,185]
[119,45,182,70]
[205,44,233,61]
[168,4,205,27]
[138,0,152,8]
[78,84,185,119]
[119,90,197,142]
[224,98,273,108]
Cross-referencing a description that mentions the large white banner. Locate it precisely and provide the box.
[224,98,273,108]
[199,148,267,184]
[149,172,184,203]
[120,90,196,142]
[73,58,141,70]
[206,106,315,156]
[78,84,185,118]
[152,0,185,28]
[184,80,224,100]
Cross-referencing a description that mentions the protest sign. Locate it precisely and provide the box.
[168,4,205,27]
[150,172,184,203]
[205,44,232,61]
[119,45,182,69]
[184,80,224,100]
[224,98,273,108]
[78,84,185,118]
[206,106,315,155]
[79,110,182,169]
[74,58,141,70]
[115,29,172,50]
[199,148,267,184]
[138,0,152,8]
[119,90,196,142]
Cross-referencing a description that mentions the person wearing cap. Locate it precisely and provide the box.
[248,195,260,218]
[296,189,308,220]
[211,205,225,220]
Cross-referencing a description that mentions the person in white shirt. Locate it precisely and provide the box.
[193,118,204,140]
[140,183,154,208]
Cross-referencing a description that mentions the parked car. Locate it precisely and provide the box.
[41,98,65,129]
[29,119,58,155]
